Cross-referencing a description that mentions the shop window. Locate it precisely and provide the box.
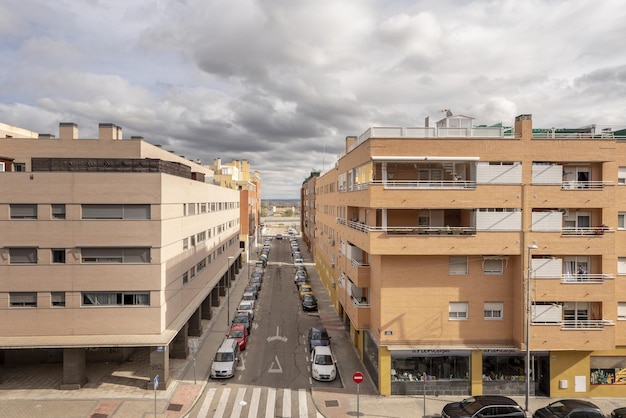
[590,356,626,385]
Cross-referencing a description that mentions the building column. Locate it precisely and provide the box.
[188,308,202,337]
[470,350,483,395]
[60,348,88,390]
[148,345,169,390]
[211,286,220,307]
[170,323,189,359]
[379,345,391,396]
[218,275,226,297]
[202,296,212,319]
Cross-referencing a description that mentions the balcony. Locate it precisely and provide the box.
[530,322,615,351]
[384,226,475,236]
[344,295,371,330]
[345,259,370,288]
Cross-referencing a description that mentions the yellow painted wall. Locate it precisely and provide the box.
[379,345,391,396]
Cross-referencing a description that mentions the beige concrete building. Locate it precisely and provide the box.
[0,123,242,389]
[309,113,626,398]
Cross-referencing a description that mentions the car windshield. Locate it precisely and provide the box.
[312,331,328,340]
[314,354,333,365]
[228,330,244,338]
[233,317,248,324]
[239,304,252,310]
[215,352,233,362]
[459,398,483,414]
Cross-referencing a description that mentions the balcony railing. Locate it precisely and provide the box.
[561,227,611,236]
[559,274,612,283]
[383,226,476,236]
[561,181,611,190]
[562,320,612,329]
[371,180,476,190]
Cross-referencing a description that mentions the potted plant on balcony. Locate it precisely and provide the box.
[595,224,608,235]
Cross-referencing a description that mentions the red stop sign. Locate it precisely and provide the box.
[353,371,364,384]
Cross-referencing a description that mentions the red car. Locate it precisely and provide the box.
[226,324,249,350]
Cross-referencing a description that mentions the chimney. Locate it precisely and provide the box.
[514,114,533,139]
[99,123,122,140]
[346,136,356,153]
[59,122,78,140]
[214,158,222,170]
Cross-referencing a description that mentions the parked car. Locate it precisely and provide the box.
[241,292,256,306]
[232,313,252,334]
[301,294,318,311]
[275,233,283,240]
[308,327,331,352]
[210,338,240,379]
[442,396,525,418]
[237,300,255,319]
[294,257,304,266]
[295,275,310,288]
[299,284,314,300]
[311,345,337,381]
[533,399,605,418]
[244,284,259,298]
[226,324,249,350]
[249,277,262,291]
[294,270,307,283]
[612,408,626,418]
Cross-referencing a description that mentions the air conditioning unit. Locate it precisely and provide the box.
[559,208,569,216]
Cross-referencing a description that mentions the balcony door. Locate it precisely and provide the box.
[564,211,590,232]
[563,166,590,188]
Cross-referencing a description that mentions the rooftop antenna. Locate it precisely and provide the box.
[441,109,453,117]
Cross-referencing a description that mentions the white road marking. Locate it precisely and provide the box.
[197,387,216,418]
[282,388,292,418]
[265,387,276,418]
[247,387,261,418]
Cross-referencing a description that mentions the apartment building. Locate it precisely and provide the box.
[301,170,320,257]
[206,158,262,263]
[310,113,626,398]
[0,122,242,389]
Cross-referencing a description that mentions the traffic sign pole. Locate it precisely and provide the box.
[353,371,364,417]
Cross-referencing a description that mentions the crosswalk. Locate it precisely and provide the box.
[196,386,323,418]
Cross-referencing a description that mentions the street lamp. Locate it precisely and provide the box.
[525,244,538,412]
[227,256,234,327]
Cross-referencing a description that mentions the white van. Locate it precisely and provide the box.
[311,345,337,381]
[210,338,240,379]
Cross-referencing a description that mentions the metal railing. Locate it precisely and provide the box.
[561,181,609,190]
[561,320,611,329]
[561,227,611,236]
[371,180,476,189]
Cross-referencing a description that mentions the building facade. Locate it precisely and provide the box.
[311,113,626,398]
[0,123,242,389]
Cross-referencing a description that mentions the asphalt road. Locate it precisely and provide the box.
[188,231,341,417]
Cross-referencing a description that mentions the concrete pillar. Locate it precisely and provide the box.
[202,296,213,319]
[170,323,189,359]
[61,348,88,390]
[188,308,202,337]
[211,286,220,307]
[148,346,169,390]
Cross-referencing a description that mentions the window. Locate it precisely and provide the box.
[182,272,189,285]
[619,167,626,184]
[619,213,626,230]
[10,204,37,219]
[619,303,626,320]
[619,257,626,275]
[81,248,150,263]
[51,292,66,307]
[82,204,150,219]
[188,203,196,215]
[10,248,37,264]
[483,258,504,275]
[484,302,504,319]
[449,256,468,275]
[183,237,189,250]
[10,292,37,307]
[13,162,26,172]
[0,162,4,172]
[449,302,468,320]
[51,204,66,219]
[82,292,150,306]
[52,249,66,264]
[191,235,196,246]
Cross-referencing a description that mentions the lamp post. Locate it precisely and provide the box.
[526,244,538,412]
[227,256,234,327]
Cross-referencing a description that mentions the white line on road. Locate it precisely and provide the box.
[230,387,246,418]
[248,387,261,418]
[265,387,276,418]
[298,389,308,418]
[214,387,230,418]
[197,387,216,418]
[283,388,291,418]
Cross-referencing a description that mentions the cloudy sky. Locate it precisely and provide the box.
[1,0,625,198]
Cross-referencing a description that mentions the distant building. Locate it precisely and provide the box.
[307,112,626,398]
[0,122,242,389]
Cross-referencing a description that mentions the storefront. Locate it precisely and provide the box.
[389,348,471,396]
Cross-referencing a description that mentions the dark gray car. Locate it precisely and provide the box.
[442,396,525,418]
[533,399,604,418]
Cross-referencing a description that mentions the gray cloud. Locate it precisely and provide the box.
[2,0,626,198]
